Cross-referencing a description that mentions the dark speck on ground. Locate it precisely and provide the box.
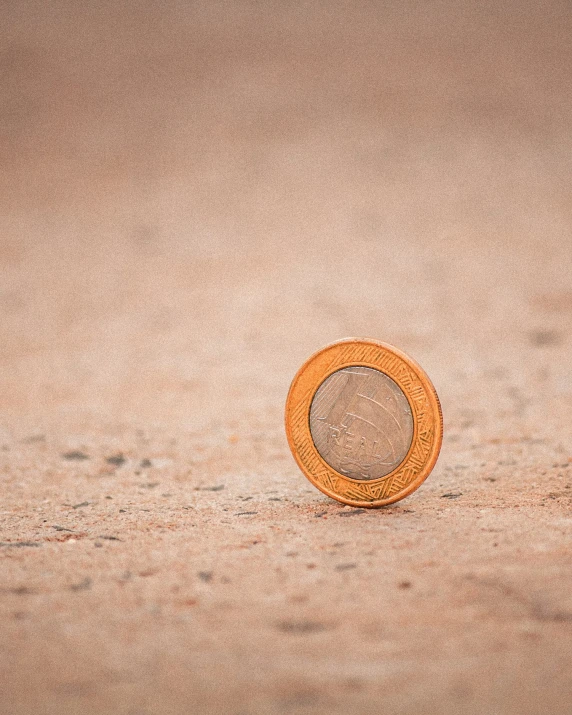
[106,454,126,466]
[62,451,89,461]
[277,620,329,634]
[69,577,92,592]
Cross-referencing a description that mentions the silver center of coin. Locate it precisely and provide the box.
[309,366,413,481]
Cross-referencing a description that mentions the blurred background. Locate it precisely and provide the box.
[2,0,571,432]
[1,1,572,714]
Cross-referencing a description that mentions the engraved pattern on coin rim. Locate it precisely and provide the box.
[285,340,443,507]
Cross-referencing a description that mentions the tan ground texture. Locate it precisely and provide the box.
[1,1,572,714]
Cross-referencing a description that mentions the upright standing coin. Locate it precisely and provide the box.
[285,339,443,507]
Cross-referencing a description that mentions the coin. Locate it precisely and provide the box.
[285,339,443,507]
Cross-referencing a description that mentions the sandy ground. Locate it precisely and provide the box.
[1,1,572,713]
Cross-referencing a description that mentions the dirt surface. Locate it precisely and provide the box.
[1,2,572,714]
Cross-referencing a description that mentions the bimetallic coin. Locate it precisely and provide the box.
[309,367,413,481]
[285,339,443,507]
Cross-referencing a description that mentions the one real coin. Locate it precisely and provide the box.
[285,338,443,507]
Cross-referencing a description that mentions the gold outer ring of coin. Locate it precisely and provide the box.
[285,338,443,508]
